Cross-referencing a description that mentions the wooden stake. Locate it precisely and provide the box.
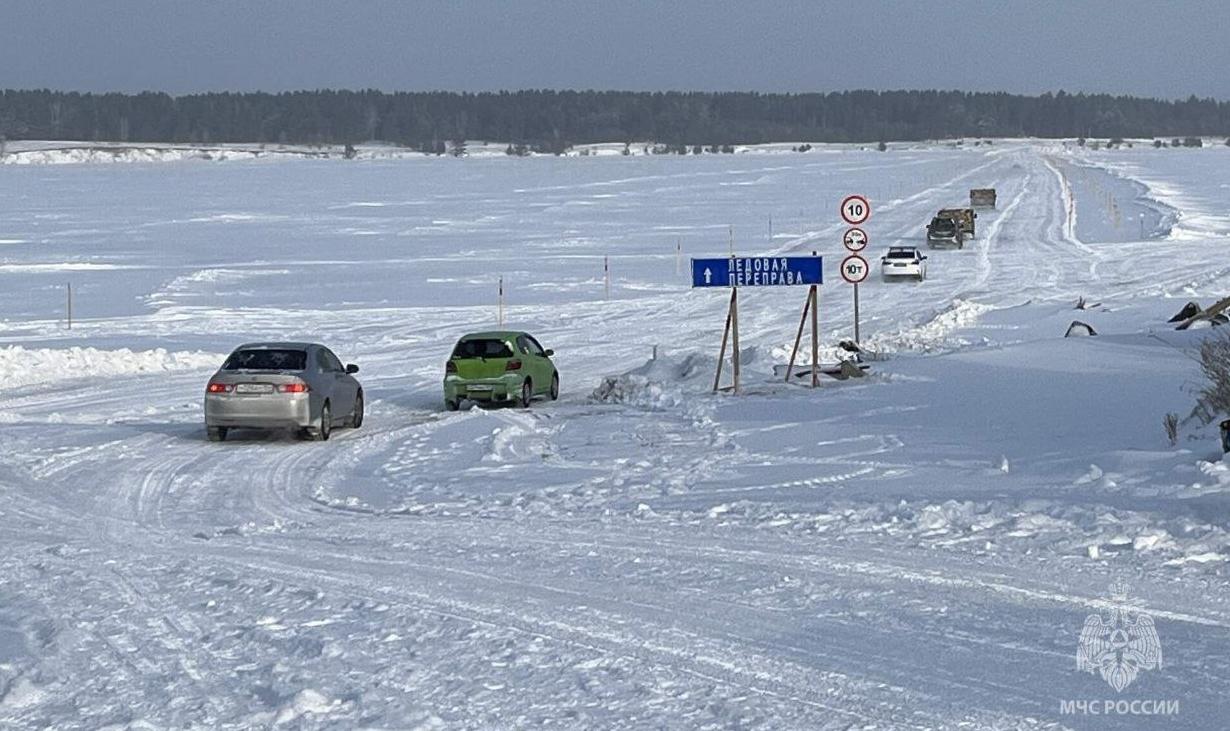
[66,282,72,330]
[810,285,819,388]
[785,284,821,387]
[713,287,736,393]
[785,288,812,382]
[730,287,741,394]
[497,276,504,327]
[604,255,610,300]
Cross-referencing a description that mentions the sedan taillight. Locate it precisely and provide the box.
[207,382,232,394]
[505,359,522,371]
[278,382,309,393]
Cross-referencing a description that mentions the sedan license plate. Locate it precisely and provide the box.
[235,383,274,394]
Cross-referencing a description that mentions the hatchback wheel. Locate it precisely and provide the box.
[549,372,559,401]
[445,398,460,411]
[207,426,227,442]
[518,379,533,408]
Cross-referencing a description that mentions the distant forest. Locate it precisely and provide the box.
[2,89,1229,151]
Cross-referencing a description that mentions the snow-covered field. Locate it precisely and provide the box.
[2,141,1229,729]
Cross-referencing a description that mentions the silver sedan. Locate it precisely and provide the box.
[203,342,363,441]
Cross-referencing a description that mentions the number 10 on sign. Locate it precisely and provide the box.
[841,195,870,225]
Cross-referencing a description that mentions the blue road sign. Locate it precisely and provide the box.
[691,256,823,288]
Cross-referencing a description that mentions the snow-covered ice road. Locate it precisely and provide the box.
[2,142,1230,728]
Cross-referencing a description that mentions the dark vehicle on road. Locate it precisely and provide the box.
[927,215,965,249]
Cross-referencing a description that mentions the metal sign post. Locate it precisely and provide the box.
[841,254,869,343]
[854,280,861,343]
[692,255,824,393]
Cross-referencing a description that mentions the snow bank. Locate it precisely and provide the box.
[0,346,222,389]
[273,688,340,725]
[0,138,986,167]
[867,299,996,354]
[0,676,46,710]
[591,351,717,410]
[0,143,350,165]
[689,495,1229,570]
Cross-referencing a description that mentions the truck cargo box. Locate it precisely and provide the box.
[970,188,997,207]
[938,207,977,238]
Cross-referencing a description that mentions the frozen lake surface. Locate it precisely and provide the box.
[2,142,1230,728]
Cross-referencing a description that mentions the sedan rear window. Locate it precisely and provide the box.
[886,250,917,259]
[222,349,307,371]
[453,339,514,359]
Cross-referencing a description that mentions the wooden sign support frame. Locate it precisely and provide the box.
[712,287,741,393]
[784,284,820,387]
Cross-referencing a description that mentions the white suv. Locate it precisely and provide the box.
[881,246,928,282]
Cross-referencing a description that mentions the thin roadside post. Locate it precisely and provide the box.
[810,284,819,387]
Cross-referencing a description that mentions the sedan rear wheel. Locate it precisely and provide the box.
[314,401,332,441]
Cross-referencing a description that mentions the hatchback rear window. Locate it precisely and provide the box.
[223,349,307,371]
[453,339,514,359]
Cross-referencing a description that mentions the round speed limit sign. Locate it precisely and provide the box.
[840,194,871,225]
[840,254,870,284]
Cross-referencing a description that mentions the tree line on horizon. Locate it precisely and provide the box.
[1,89,1228,151]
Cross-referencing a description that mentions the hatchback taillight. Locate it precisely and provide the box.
[278,382,309,393]
[445,360,457,374]
[207,382,232,394]
[505,359,522,371]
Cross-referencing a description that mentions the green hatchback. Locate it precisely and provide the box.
[443,331,559,410]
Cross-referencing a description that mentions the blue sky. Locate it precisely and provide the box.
[2,0,1227,99]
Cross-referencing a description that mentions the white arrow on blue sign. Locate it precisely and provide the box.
[691,256,823,288]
